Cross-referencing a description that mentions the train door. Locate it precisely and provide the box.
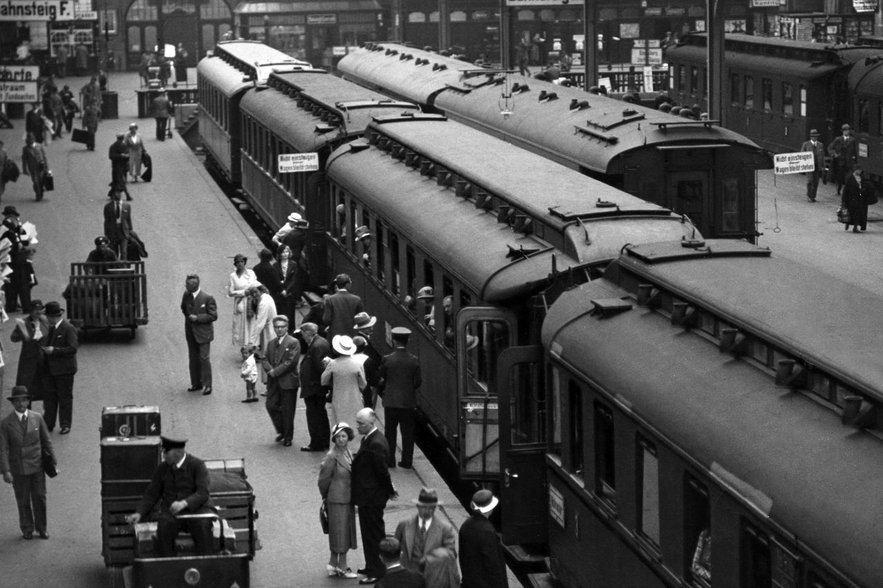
[668,170,710,238]
[496,345,548,546]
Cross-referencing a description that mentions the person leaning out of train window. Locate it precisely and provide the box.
[840,165,875,233]
[827,124,858,196]
[353,226,372,269]
[801,129,826,202]
[691,529,711,582]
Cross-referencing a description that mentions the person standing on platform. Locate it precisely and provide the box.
[86,235,118,263]
[226,253,257,348]
[379,327,421,469]
[80,76,102,111]
[376,537,426,588]
[55,44,68,78]
[59,85,76,134]
[125,123,144,182]
[323,274,364,340]
[394,488,459,588]
[11,301,48,406]
[299,322,331,452]
[272,211,310,262]
[103,190,133,261]
[459,489,508,588]
[841,165,873,233]
[252,248,281,310]
[354,312,381,409]
[322,335,367,425]
[181,274,217,396]
[82,103,99,151]
[125,436,214,557]
[152,89,171,141]
[108,133,131,200]
[247,283,277,356]
[21,133,47,202]
[828,123,858,196]
[261,316,300,447]
[801,129,826,202]
[40,302,78,435]
[175,43,189,84]
[75,43,89,76]
[0,386,56,540]
[352,407,397,585]
[319,421,359,578]
[25,103,44,145]
[2,206,34,313]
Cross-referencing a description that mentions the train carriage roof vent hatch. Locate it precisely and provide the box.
[315,123,337,134]
[506,244,542,260]
[511,83,530,94]
[671,302,698,328]
[538,91,558,103]
[569,99,590,111]
[842,396,879,429]
[590,298,633,319]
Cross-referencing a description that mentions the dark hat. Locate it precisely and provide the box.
[391,326,411,340]
[44,301,64,317]
[809,129,820,137]
[116,132,125,139]
[233,253,247,264]
[470,489,499,514]
[2,205,19,217]
[415,487,441,506]
[353,312,377,330]
[95,235,109,246]
[28,300,44,312]
[7,385,31,402]
[842,124,851,131]
[331,422,355,441]
[160,436,187,451]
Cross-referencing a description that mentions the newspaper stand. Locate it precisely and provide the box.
[66,261,148,338]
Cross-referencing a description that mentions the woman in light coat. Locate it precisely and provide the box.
[318,422,358,578]
[321,335,366,424]
[226,253,257,347]
[124,123,144,181]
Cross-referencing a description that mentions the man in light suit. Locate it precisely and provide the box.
[353,408,398,584]
[261,315,300,447]
[0,386,56,540]
[801,128,826,202]
[103,189,133,260]
[41,301,78,435]
[323,273,364,340]
[379,327,422,469]
[181,274,218,395]
[394,488,459,588]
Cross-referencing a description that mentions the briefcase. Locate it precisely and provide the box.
[71,127,90,144]
[42,170,54,192]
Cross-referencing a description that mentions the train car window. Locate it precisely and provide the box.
[762,78,772,112]
[270,136,278,180]
[637,438,660,548]
[375,220,386,283]
[859,99,870,133]
[405,245,416,307]
[418,259,434,326]
[730,73,740,105]
[740,522,772,588]
[463,318,510,395]
[690,67,698,96]
[783,83,793,117]
[770,539,800,588]
[348,201,358,255]
[593,402,616,507]
[684,476,711,586]
[567,380,584,478]
[442,278,454,349]
[678,65,686,93]
[550,368,562,457]
[799,85,807,117]
[721,177,741,233]
[669,66,674,91]
[744,77,754,110]
[389,232,401,296]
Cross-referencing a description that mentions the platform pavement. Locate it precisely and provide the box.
[0,70,520,587]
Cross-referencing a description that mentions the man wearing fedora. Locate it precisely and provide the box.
[181,274,218,395]
[324,274,364,340]
[354,225,372,268]
[299,321,331,451]
[261,315,300,447]
[125,436,214,557]
[1,206,35,313]
[394,488,459,588]
[40,301,78,435]
[108,132,132,201]
[103,189,134,260]
[0,386,56,540]
[828,123,858,196]
[459,489,507,588]
[379,327,421,469]
[801,129,826,202]
[354,312,381,409]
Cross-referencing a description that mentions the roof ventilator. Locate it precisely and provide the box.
[511,83,530,94]
[474,192,492,209]
[513,215,532,234]
[432,64,448,71]
[719,329,750,355]
[497,206,514,224]
[842,396,878,429]
[538,91,558,103]
[437,169,452,186]
[405,151,419,167]
[569,99,590,111]
[671,302,698,328]
[636,284,661,308]
[775,359,808,389]
[591,298,633,319]
[419,159,435,176]
[455,180,472,197]
[507,245,541,260]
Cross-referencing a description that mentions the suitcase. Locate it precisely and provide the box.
[42,170,54,191]
[71,127,90,144]
[133,520,238,557]
[100,436,161,485]
[101,405,161,438]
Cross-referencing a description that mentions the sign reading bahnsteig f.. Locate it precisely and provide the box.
[0,65,39,103]
[774,151,816,175]
[0,0,76,21]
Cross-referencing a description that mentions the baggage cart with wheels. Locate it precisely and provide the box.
[65,261,148,338]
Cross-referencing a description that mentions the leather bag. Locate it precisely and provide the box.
[42,448,58,478]
[319,499,329,534]
[837,207,851,224]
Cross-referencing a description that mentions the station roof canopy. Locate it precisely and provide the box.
[234,0,381,14]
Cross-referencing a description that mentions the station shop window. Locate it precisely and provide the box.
[593,402,616,507]
[684,476,711,585]
[783,82,793,117]
[762,78,772,111]
[568,380,584,478]
[744,77,754,109]
[637,437,660,548]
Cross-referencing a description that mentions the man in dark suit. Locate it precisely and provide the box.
[40,301,78,435]
[323,273,364,340]
[108,133,131,200]
[379,327,422,469]
[252,248,281,302]
[828,123,858,196]
[394,488,459,588]
[126,436,214,557]
[801,128,826,202]
[353,408,397,584]
[103,190,133,260]
[153,89,172,140]
[354,312,382,409]
[376,537,426,588]
[180,274,218,395]
[459,490,507,588]
[298,321,331,451]
[0,386,56,540]
[261,316,300,447]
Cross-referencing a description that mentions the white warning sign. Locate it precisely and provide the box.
[278,153,319,173]
[773,151,815,175]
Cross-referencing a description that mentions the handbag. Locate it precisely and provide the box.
[141,151,153,182]
[837,206,851,224]
[42,170,54,192]
[42,448,57,478]
[319,499,329,534]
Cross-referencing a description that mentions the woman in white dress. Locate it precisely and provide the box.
[321,336,366,424]
[226,253,257,347]
[247,283,278,353]
[124,123,143,181]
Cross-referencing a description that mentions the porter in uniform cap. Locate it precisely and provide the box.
[160,436,187,451]
[391,327,411,340]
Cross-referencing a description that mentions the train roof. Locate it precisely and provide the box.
[543,242,883,587]
[205,40,313,84]
[239,71,417,150]
[325,116,695,302]
[847,54,883,95]
[197,55,255,99]
[339,43,770,175]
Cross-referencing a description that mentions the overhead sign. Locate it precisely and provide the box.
[0,66,39,102]
[0,0,77,21]
[278,153,319,173]
[0,65,40,82]
[751,0,780,7]
[774,152,815,175]
[853,0,878,12]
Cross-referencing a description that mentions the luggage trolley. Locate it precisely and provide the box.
[66,261,148,338]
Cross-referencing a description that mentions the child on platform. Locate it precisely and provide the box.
[240,344,259,403]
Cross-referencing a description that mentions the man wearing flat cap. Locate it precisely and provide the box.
[828,123,858,196]
[126,436,214,557]
[0,386,56,540]
[459,489,507,588]
[801,129,826,202]
[394,488,460,588]
[378,327,421,469]
[40,301,78,435]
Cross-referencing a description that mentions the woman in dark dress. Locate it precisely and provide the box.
[841,166,873,232]
[10,300,48,405]
[275,244,299,328]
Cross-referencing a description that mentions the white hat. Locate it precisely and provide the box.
[470,489,499,514]
[287,212,303,223]
[332,335,356,356]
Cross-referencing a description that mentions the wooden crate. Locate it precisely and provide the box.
[102,497,142,566]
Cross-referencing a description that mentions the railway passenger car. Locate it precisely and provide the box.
[197,41,313,184]
[324,112,698,546]
[517,240,883,588]
[338,42,772,241]
[665,33,883,154]
[237,70,416,286]
[847,53,883,185]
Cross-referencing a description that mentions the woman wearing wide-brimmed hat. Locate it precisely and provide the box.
[317,422,358,578]
[226,253,257,347]
[321,335,366,424]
